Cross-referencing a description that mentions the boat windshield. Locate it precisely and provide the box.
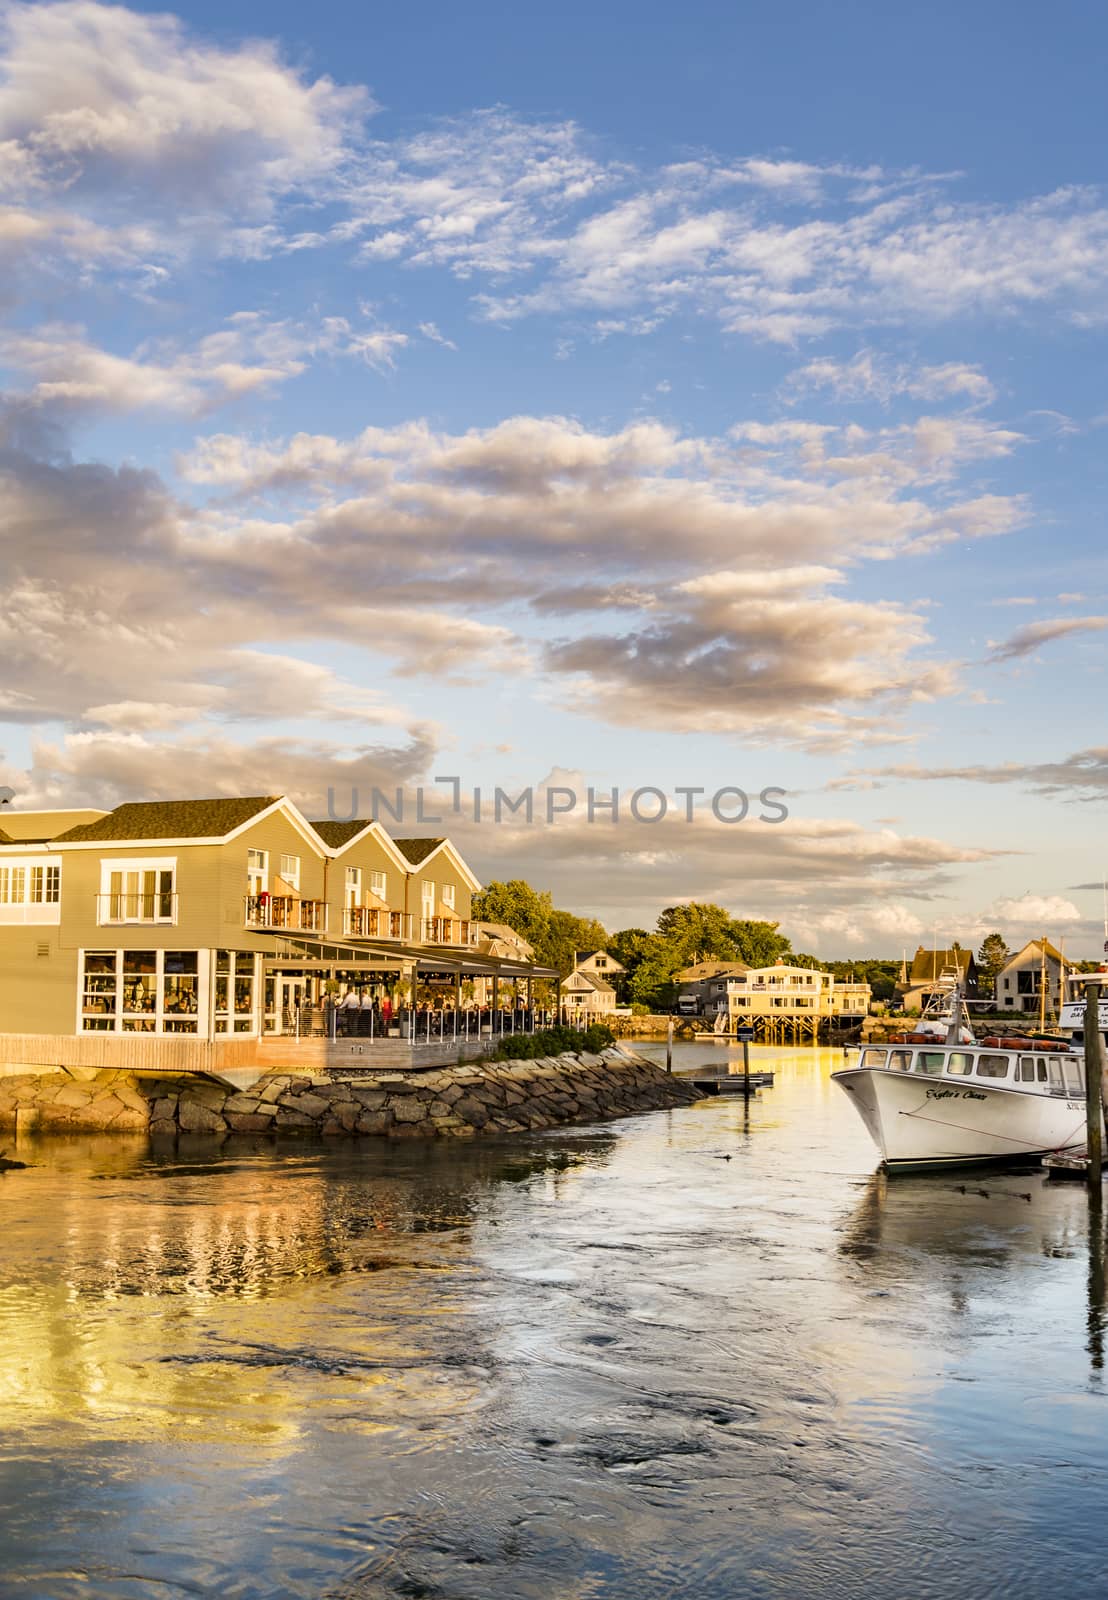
[913,1052,946,1076]
[945,1052,974,1075]
[888,1050,912,1071]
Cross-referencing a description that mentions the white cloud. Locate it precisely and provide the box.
[986,615,1108,663]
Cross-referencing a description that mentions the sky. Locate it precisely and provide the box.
[1,0,1106,955]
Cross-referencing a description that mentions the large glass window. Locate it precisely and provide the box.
[888,1050,912,1071]
[975,1054,1010,1079]
[122,950,157,1031]
[860,1049,887,1068]
[214,951,256,1034]
[82,951,119,1030]
[161,952,198,1033]
[442,884,456,909]
[946,1053,974,1075]
[370,869,386,900]
[279,854,301,890]
[913,1052,946,1076]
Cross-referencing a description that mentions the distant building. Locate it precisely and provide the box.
[676,960,749,1017]
[724,960,871,1038]
[995,939,1079,1019]
[560,950,626,1019]
[895,946,979,1012]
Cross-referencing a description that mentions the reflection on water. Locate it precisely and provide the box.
[3,1045,1108,1598]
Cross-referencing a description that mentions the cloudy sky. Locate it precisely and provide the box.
[1,0,1106,953]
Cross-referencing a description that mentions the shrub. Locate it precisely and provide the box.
[490,1023,615,1061]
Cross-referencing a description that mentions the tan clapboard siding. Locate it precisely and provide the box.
[327,832,403,918]
[0,930,79,1033]
[406,860,472,921]
[218,811,328,935]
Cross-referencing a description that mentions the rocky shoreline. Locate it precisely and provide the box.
[0,1047,703,1140]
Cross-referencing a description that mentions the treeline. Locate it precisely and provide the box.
[473,880,901,1010]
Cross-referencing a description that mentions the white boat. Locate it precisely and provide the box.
[833,1038,1088,1170]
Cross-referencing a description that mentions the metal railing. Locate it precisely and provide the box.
[342,907,414,941]
[96,891,178,925]
[244,895,328,932]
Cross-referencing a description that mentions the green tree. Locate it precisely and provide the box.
[472,879,553,951]
[543,908,609,977]
[977,932,1010,996]
[728,918,793,967]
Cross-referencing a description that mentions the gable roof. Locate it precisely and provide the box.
[311,819,368,848]
[574,949,626,973]
[1001,938,1074,970]
[906,946,975,982]
[0,807,109,843]
[54,796,282,844]
[393,836,446,866]
[677,960,750,983]
[562,969,614,994]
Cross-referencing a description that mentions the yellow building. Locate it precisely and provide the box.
[725,961,871,1041]
[0,795,544,1067]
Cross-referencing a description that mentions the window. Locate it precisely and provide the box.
[121,950,158,1031]
[247,848,268,894]
[1018,1057,1037,1083]
[345,866,362,907]
[860,1048,887,1068]
[108,868,174,922]
[279,854,301,891]
[421,881,435,911]
[975,1054,1010,1079]
[442,884,456,910]
[30,865,60,903]
[161,952,198,1033]
[214,951,257,1034]
[82,951,119,1031]
[945,1052,973,1075]
[370,870,387,901]
[913,1052,946,1076]
[888,1050,912,1072]
[0,866,26,904]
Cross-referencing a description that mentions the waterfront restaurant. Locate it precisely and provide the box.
[0,796,555,1080]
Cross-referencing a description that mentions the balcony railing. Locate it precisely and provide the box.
[342,907,414,941]
[420,916,479,947]
[97,892,178,925]
[244,895,328,933]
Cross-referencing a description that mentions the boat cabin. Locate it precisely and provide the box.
[855,1043,1085,1096]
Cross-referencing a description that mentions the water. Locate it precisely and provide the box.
[2,1042,1107,1599]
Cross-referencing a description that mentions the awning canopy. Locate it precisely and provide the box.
[259,931,558,980]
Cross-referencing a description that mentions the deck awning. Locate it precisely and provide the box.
[258,931,558,980]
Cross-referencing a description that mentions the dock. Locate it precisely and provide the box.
[1043,1151,1107,1180]
[680,1067,775,1096]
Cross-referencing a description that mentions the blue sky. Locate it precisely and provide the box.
[1,0,1106,953]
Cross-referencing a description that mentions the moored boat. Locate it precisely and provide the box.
[833,1036,1088,1170]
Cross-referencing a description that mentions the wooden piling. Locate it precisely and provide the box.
[666,1014,674,1073]
[1085,980,1105,1187]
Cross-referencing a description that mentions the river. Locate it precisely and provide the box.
[2,1041,1107,1599]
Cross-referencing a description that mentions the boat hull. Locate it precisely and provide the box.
[833,1067,1087,1170]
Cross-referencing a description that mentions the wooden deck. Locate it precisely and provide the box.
[0,1030,493,1085]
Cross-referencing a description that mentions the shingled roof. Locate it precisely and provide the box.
[310,818,371,848]
[54,796,282,843]
[392,837,445,866]
[906,946,975,982]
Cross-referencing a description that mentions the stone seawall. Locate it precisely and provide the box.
[0,1048,702,1140]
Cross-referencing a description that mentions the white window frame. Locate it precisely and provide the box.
[279,853,301,891]
[98,857,177,925]
[247,848,269,895]
[370,869,387,901]
[0,853,65,923]
[442,883,456,910]
[345,866,362,907]
[421,880,436,912]
[77,947,211,1036]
